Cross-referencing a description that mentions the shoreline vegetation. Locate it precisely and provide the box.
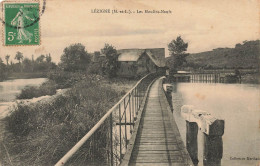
[7,72,48,80]
[0,71,137,165]
[16,80,57,100]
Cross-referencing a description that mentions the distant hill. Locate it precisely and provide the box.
[186,40,260,69]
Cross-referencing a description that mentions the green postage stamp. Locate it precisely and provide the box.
[3,1,40,45]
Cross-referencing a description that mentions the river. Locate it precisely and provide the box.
[171,82,260,166]
[0,78,47,118]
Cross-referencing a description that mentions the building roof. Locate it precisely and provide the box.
[117,48,165,67]
[117,49,144,61]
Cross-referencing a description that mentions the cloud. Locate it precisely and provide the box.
[43,27,165,38]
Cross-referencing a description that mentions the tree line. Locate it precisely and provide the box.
[1,36,190,81]
[59,43,119,78]
[0,43,120,81]
[0,52,56,81]
[59,37,189,79]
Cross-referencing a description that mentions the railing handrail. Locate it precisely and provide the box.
[55,73,153,166]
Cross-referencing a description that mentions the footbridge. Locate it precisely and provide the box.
[55,73,223,166]
[124,78,192,166]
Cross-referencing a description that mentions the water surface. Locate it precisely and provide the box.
[0,78,47,102]
[0,78,47,118]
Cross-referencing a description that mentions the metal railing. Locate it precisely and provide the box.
[55,73,159,166]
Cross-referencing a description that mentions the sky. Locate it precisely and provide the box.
[0,0,259,63]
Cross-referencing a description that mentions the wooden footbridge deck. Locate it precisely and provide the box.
[126,78,192,166]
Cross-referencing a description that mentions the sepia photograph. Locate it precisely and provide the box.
[0,0,259,165]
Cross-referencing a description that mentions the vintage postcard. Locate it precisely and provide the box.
[0,0,259,166]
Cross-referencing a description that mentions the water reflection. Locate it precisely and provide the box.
[172,82,260,166]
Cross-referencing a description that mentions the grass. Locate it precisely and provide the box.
[101,76,138,94]
[0,74,135,166]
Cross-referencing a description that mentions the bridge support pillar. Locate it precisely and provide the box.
[203,134,223,166]
[203,120,224,166]
[182,105,225,166]
[186,121,199,165]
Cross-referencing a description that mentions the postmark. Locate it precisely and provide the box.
[2,1,40,45]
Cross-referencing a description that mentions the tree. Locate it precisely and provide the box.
[15,52,24,72]
[167,36,189,72]
[60,43,91,72]
[46,54,52,63]
[101,43,119,78]
[5,55,10,65]
[0,58,7,81]
[15,51,23,64]
[36,55,45,63]
[22,58,33,72]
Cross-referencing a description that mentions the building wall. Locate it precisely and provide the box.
[117,53,157,77]
[117,61,137,77]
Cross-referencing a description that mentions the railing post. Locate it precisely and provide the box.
[119,104,122,162]
[109,114,113,166]
[136,86,139,113]
[124,98,127,148]
[129,93,132,133]
[134,88,137,117]
[138,86,140,110]
[132,91,135,126]
[186,121,199,165]
[92,132,96,164]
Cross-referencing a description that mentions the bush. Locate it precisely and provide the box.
[16,86,38,99]
[16,80,56,99]
[38,80,57,95]
[59,43,91,72]
[0,76,121,165]
[87,62,102,75]
[48,70,86,89]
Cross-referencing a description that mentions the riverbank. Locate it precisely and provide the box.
[0,74,136,166]
[0,72,47,82]
[7,72,47,80]
[0,89,67,142]
[0,89,67,120]
[241,73,259,84]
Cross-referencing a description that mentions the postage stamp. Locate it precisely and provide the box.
[3,1,40,45]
